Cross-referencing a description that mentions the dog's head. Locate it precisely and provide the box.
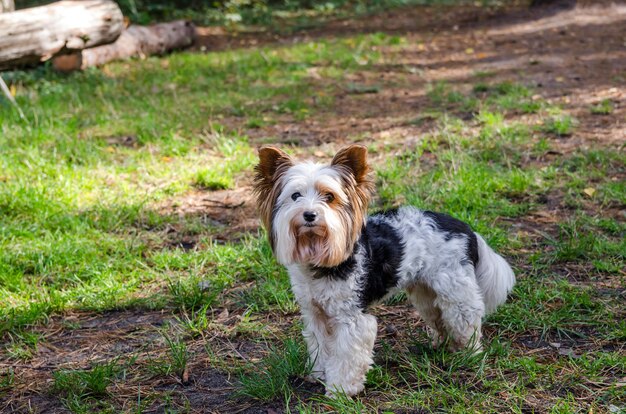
[253,145,374,267]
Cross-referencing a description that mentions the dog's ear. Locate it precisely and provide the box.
[253,146,294,237]
[256,146,293,182]
[331,144,374,241]
[331,144,370,184]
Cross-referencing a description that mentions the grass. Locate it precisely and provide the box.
[147,334,191,381]
[590,99,614,115]
[52,360,121,412]
[238,338,311,402]
[542,114,577,136]
[0,34,391,334]
[1,5,625,412]
[0,368,14,395]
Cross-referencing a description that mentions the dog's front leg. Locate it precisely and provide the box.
[324,313,377,397]
[301,305,328,382]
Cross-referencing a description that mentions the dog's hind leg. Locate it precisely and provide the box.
[407,283,446,348]
[431,268,485,353]
[324,312,377,397]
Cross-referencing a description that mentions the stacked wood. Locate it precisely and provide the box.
[0,0,123,70]
[53,20,196,71]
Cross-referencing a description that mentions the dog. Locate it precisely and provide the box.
[252,144,515,396]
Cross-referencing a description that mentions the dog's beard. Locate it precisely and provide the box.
[292,224,327,265]
[291,222,350,267]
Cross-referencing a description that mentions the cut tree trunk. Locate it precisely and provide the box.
[0,0,123,70]
[1,0,15,13]
[53,21,196,71]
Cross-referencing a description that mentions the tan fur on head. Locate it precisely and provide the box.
[253,146,293,249]
[330,145,375,249]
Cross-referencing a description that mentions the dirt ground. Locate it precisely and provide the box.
[1,2,625,413]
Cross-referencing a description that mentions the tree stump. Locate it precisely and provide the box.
[0,0,123,70]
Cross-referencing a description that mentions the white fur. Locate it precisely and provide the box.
[270,163,515,397]
[475,234,516,314]
[288,261,375,396]
[390,208,487,352]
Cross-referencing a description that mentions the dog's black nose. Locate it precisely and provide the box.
[303,211,317,223]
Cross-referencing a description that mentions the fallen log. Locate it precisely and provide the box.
[1,0,15,13]
[0,0,123,70]
[53,20,196,71]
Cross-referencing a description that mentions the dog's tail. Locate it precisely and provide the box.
[474,233,515,315]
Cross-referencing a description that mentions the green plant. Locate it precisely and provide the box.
[590,99,613,115]
[0,368,14,394]
[193,170,232,190]
[542,115,577,136]
[168,276,222,311]
[148,334,190,381]
[52,361,119,399]
[238,338,310,401]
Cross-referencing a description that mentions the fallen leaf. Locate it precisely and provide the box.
[216,308,229,323]
[465,47,475,54]
[583,187,596,197]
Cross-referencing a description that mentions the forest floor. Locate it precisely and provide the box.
[0,2,625,413]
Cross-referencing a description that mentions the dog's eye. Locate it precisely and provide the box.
[291,192,302,201]
[325,193,335,203]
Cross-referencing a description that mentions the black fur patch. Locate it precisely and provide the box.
[378,208,400,218]
[423,211,479,266]
[357,212,404,308]
[310,255,357,280]
[309,211,404,308]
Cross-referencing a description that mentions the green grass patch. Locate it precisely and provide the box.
[491,278,620,339]
[51,360,122,412]
[590,99,614,115]
[0,34,395,333]
[542,114,577,136]
[0,368,14,395]
[147,334,191,380]
[238,338,311,402]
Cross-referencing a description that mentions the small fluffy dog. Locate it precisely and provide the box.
[253,144,515,396]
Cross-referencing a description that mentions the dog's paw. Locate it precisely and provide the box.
[304,372,325,383]
[325,381,364,398]
[448,338,483,355]
[426,327,445,348]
